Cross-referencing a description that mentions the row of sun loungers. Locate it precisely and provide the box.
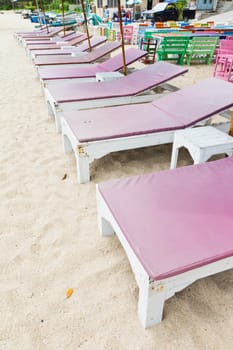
[61,77,233,183]
[15,26,233,328]
[44,61,188,132]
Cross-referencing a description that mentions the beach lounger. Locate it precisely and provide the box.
[26,33,89,51]
[22,29,75,41]
[16,27,66,42]
[30,36,107,60]
[34,41,121,68]
[23,31,79,47]
[96,156,233,328]
[15,26,61,37]
[38,47,148,87]
[60,77,233,183]
[45,61,188,132]
[15,26,48,37]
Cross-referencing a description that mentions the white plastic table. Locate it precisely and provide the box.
[170,126,233,169]
[95,71,124,82]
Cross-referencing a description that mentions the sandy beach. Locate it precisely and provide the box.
[0,11,233,349]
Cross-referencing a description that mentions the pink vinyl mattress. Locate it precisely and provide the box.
[46,61,188,102]
[63,77,233,142]
[98,157,233,280]
[40,64,110,79]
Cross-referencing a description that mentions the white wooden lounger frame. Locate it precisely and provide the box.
[61,114,230,184]
[61,116,174,183]
[96,187,233,328]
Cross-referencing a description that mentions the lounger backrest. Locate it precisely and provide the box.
[68,34,89,46]
[40,27,64,37]
[152,77,233,127]
[84,42,122,61]
[61,31,78,40]
[76,36,107,52]
[99,47,148,72]
[108,61,188,96]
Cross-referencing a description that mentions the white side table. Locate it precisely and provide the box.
[96,72,124,82]
[170,126,233,169]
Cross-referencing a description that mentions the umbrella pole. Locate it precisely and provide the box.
[230,111,233,136]
[35,0,42,29]
[81,0,92,52]
[61,0,66,37]
[40,0,49,33]
[117,0,127,75]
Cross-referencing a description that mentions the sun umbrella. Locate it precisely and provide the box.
[61,0,66,36]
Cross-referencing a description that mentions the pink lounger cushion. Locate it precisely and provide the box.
[40,64,110,79]
[38,48,147,80]
[63,77,233,142]
[153,78,233,127]
[47,62,188,103]
[65,104,183,142]
[98,157,233,280]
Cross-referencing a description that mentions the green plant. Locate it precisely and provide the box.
[48,0,69,12]
[176,0,187,21]
[72,6,82,13]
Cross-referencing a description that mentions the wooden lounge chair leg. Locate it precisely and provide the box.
[96,188,115,236]
[138,279,166,328]
[47,100,54,118]
[98,216,115,236]
[75,147,90,183]
[62,134,73,153]
[55,112,63,133]
[170,144,180,169]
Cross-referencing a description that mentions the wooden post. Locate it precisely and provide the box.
[34,0,42,29]
[230,111,233,136]
[117,0,127,75]
[81,0,92,52]
[40,0,49,33]
[61,0,66,37]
